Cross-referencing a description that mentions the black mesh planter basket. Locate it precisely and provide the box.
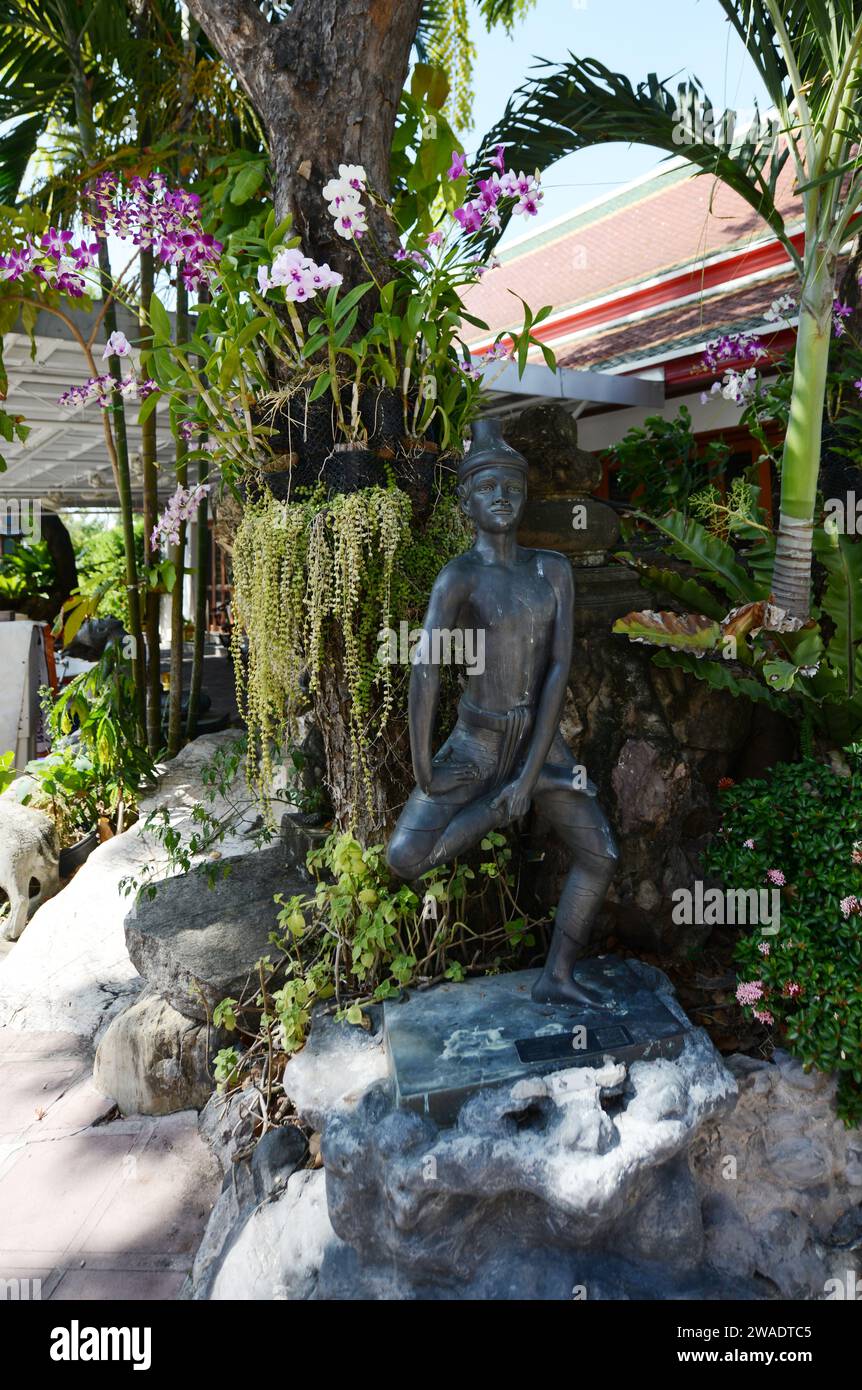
[392,441,456,513]
[253,447,382,498]
[324,446,381,493]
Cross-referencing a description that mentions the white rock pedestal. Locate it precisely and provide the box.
[187,963,775,1300]
[187,963,862,1300]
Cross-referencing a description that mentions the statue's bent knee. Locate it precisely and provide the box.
[386,829,425,881]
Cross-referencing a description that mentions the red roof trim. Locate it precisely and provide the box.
[526,231,806,346]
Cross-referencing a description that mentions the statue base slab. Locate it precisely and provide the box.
[383,957,689,1125]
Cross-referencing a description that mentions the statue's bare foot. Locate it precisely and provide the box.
[532,931,605,1006]
[531,965,603,1007]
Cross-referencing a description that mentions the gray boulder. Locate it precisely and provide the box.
[93,989,215,1116]
[124,841,310,1020]
[691,1049,862,1298]
[190,966,762,1300]
[184,1112,312,1300]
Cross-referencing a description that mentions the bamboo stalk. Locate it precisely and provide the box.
[167,272,190,757]
[139,245,163,754]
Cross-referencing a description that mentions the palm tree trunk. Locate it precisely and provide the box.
[772,246,836,619]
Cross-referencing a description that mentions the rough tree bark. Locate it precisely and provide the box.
[183,0,425,283]
[183,0,427,840]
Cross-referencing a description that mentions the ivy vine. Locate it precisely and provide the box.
[230,484,471,805]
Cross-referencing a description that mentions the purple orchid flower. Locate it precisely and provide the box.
[41,227,73,260]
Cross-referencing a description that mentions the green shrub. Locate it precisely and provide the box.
[703,749,862,1124]
[604,405,730,515]
[203,826,545,1108]
[0,750,14,793]
[74,521,145,628]
[0,537,56,605]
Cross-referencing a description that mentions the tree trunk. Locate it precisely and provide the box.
[18,512,78,626]
[312,630,412,842]
[182,0,426,836]
[41,512,77,607]
[183,0,424,284]
[772,246,836,619]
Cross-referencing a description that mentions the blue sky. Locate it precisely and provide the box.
[468,0,771,239]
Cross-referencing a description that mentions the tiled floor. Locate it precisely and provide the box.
[0,1032,221,1300]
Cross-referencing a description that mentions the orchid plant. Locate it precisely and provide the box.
[142,140,553,472]
[40,144,553,485]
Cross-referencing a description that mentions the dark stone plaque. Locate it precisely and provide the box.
[514,1023,634,1064]
[383,957,691,1125]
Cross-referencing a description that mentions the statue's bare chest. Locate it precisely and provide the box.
[461,563,556,636]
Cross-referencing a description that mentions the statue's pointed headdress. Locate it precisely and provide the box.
[458,417,528,485]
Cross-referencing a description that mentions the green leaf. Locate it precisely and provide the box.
[814,527,862,696]
[301,332,329,359]
[234,315,269,350]
[149,294,171,345]
[615,552,726,620]
[308,371,331,402]
[651,649,785,711]
[136,389,161,426]
[332,281,373,326]
[639,510,764,603]
[473,57,792,263]
[379,281,395,314]
[612,609,722,654]
[219,347,240,390]
[230,162,266,205]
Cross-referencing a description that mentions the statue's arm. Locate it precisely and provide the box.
[515,555,574,792]
[409,564,466,793]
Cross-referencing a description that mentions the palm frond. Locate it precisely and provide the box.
[474,54,791,260]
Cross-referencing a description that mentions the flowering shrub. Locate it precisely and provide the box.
[703,750,862,1124]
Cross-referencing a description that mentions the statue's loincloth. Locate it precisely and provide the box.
[456,696,533,788]
[393,695,615,868]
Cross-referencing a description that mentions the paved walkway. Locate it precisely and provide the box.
[0,1030,221,1300]
[0,733,256,1301]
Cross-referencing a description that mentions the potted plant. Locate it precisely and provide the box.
[18,746,102,876]
[39,638,156,851]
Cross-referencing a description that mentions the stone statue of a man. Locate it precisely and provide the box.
[386,418,618,1004]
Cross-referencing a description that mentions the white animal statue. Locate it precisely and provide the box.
[0,791,60,941]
